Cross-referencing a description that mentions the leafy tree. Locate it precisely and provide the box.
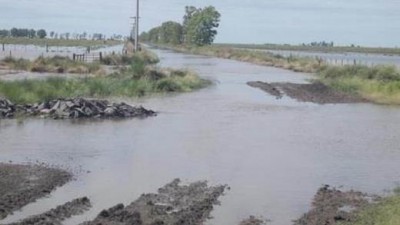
[28,29,36,38]
[159,21,183,44]
[148,27,161,43]
[139,31,149,42]
[0,30,10,37]
[37,29,47,39]
[183,6,199,32]
[183,6,220,46]
[10,28,18,37]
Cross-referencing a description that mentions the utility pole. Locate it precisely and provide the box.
[130,17,137,41]
[135,0,139,52]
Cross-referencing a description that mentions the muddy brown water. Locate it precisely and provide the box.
[1,47,400,225]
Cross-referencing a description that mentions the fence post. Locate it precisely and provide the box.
[99,52,103,61]
[73,53,76,61]
[2,43,4,51]
[46,43,49,53]
[353,59,356,65]
[9,50,11,58]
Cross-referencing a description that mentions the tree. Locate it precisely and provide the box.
[183,6,221,46]
[140,31,149,42]
[28,29,36,38]
[159,21,183,44]
[37,29,47,39]
[10,28,18,37]
[0,30,10,37]
[50,31,55,38]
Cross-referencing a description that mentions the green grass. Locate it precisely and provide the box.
[0,63,209,104]
[339,191,400,225]
[0,37,123,48]
[101,50,160,66]
[317,65,400,104]
[0,56,103,74]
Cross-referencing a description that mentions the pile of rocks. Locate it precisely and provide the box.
[0,98,156,119]
[0,99,16,118]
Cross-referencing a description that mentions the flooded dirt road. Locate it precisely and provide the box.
[1,48,400,225]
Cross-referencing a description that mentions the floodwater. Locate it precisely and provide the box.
[268,50,400,68]
[254,49,400,67]
[0,44,124,60]
[1,48,400,225]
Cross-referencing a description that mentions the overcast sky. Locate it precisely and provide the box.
[1,0,399,47]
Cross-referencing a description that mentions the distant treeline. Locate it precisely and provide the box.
[140,6,221,46]
[303,41,335,47]
[0,28,124,41]
[0,28,47,39]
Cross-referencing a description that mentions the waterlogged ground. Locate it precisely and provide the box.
[1,48,400,225]
[0,44,124,61]
[263,49,400,68]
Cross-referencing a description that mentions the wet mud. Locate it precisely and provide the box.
[248,81,366,104]
[0,163,72,220]
[0,165,387,225]
[7,197,91,225]
[294,185,378,225]
[238,216,266,225]
[83,179,227,225]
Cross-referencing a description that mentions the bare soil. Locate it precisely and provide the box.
[0,164,385,225]
[0,163,72,220]
[238,216,266,225]
[83,179,227,225]
[294,185,378,225]
[7,197,91,225]
[248,81,366,104]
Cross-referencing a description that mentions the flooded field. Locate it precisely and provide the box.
[1,48,400,225]
[264,49,400,67]
[0,44,124,60]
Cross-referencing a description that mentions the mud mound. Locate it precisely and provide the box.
[294,185,377,225]
[247,81,366,104]
[248,81,283,99]
[0,163,72,219]
[83,179,227,225]
[239,216,266,225]
[0,98,156,119]
[8,197,91,225]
